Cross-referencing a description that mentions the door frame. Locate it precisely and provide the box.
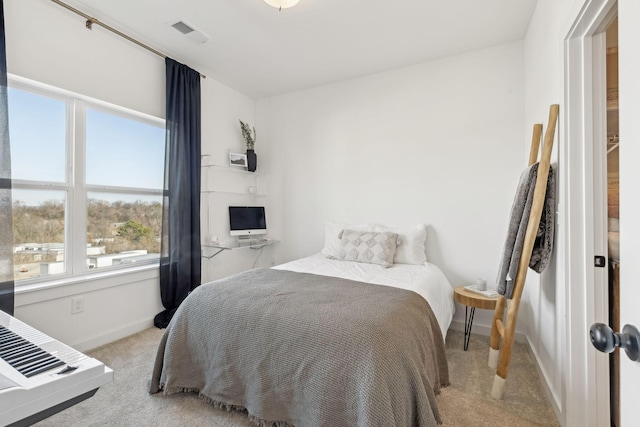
[563,0,617,425]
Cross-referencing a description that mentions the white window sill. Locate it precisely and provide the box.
[15,264,159,307]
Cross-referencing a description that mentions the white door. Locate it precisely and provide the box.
[617,1,640,423]
[564,1,640,425]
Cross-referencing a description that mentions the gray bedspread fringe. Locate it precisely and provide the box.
[159,385,443,426]
[159,385,294,427]
[496,163,555,299]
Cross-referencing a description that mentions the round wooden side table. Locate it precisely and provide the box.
[453,286,498,351]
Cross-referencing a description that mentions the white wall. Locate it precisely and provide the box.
[257,41,526,333]
[199,74,279,283]
[5,0,256,350]
[522,1,640,425]
[521,0,579,419]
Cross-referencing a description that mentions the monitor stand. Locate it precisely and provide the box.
[237,235,266,243]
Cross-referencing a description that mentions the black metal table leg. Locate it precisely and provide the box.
[463,306,476,351]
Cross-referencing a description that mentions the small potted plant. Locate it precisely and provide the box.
[239,120,257,172]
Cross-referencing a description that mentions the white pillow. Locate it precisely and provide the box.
[337,230,398,268]
[374,223,427,265]
[321,221,374,258]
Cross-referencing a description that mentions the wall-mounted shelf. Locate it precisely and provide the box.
[202,190,267,197]
[199,156,271,265]
[202,164,262,176]
[200,162,267,197]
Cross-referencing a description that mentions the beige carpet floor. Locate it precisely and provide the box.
[35,328,559,426]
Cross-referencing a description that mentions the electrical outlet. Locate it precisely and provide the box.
[71,297,85,314]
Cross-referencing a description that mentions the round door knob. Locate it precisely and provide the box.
[590,323,616,353]
[590,323,640,362]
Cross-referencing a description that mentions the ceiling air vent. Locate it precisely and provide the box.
[169,19,209,44]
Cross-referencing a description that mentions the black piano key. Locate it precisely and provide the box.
[0,338,30,350]
[23,360,65,377]
[11,351,49,368]
[21,355,63,372]
[0,328,18,339]
[3,348,40,363]
[0,340,25,352]
[0,335,22,347]
[21,355,64,375]
[1,337,22,346]
[0,333,14,342]
[0,342,36,358]
[5,346,42,363]
[0,325,65,377]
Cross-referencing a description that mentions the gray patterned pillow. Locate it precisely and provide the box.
[337,230,398,268]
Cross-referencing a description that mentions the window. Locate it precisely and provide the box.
[8,78,165,284]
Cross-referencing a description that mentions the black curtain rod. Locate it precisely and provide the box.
[49,0,206,79]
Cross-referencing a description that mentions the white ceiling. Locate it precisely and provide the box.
[62,0,537,99]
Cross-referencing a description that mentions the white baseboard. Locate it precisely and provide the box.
[524,336,562,424]
[72,318,156,352]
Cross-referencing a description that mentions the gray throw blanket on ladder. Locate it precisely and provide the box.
[497,163,555,299]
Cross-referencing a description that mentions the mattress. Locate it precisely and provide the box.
[274,253,455,338]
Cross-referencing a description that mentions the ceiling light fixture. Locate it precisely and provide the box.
[264,0,300,11]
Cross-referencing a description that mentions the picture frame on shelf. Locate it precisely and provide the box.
[229,152,248,168]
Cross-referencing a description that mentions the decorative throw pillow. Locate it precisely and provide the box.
[373,223,428,264]
[321,221,375,258]
[337,230,398,268]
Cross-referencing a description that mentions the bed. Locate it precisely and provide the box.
[150,223,455,427]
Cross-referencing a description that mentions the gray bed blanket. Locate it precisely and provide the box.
[150,268,449,427]
[497,163,555,299]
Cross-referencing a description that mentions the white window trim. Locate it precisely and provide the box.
[8,74,165,289]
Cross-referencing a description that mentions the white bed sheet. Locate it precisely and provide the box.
[273,253,455,339]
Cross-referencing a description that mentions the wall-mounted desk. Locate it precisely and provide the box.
[202,239,278,259]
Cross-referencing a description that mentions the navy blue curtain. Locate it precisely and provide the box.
[0,0,14,316]
[154,58,202,328]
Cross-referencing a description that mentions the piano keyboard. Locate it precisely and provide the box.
[0,311,113,427]
[0,325,65,377]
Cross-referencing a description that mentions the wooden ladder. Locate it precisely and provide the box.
[488,104,559,399]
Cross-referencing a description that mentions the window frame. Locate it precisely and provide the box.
[8,75,165,287]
